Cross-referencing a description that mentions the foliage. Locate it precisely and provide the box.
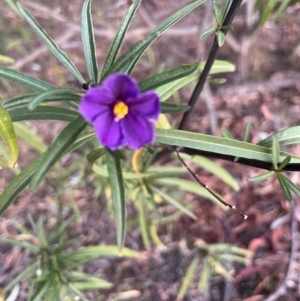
[0,0,299,299]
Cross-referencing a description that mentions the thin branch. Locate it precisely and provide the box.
[178,0,244,131]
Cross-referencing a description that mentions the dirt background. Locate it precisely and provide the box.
[0,1,300,301]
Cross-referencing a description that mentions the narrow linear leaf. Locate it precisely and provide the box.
[213,0,221,24]
[14,122,47,154]
[0,96,18,166]
[243,119,252,142]
[248,170,274,182]
[200,27,216,40]
[278,156,291,171]
[108,0,206,75]
[3,93,81,110]
[105,149,126,251]
[258,126,300,147]
[221,127,234,139]
[139,63,199,92]
[156,128,300,163]
[198,258,212,291]
[220,0,232,22]
[177,255,199,300]
[17,3,85,83]
[272,139,280,170]
[9,106,80,122]
[27,88,83,110]
[150,185,196,219]
[30,117,87,190]
[86,147,105,165]
[81,0,98,84]
[0,68,55,92]
[101,0,142,78]
[260,0,278,26]
[281,175,300,198]
[276,172,292,202]
[216,30,226,47]
[0,153,46,216]
[161,102,190,114]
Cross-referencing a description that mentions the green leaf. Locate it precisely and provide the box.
[3,92,81,110]
[200,27,216,40]
[17,3,85,83]
[81,0,98,84]
[108,0,206,74]
[281,175,300,198]
[213,1,221,25]
[221,128,234,139]
[14,122,47,154]
[0,96,18,167]
[243,119,252,142]
[198,258,212,291]
[179,153,239,191]
[105,149,126,251]
[272,139,280,170]
[0,68,55,92]
[30,117,87,190]
[61,245,138,264]
[101,0,142,78]
[0,237,39,252]
[217,30,226,47]
[177,255,199,300]
[260,0,278,26]
[258,126,300,147]
[86,148,105,165]
[0,153,46,216]
[150,185,196,219]
[156,128,300,163]
[9,106,80,122]
[276,172,292,202]
[154,178,225,207]
[26,88,82,110]
[139,63,199,92]
[248,170,275,182]
[155,60,235,101]
[161,102,190,114]
[220,0,232,22]
[278,156,291,171]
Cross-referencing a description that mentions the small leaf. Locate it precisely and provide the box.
[281,175,300,198]
[200,27,216,40]
[198,258,212,292]
[243,119,252,142]
[221,128,234,139]
[0,68,55,92]
[0,96,18,167]
[105,149,126,251]
[30,117,87,190]
[177,255,199,300]
[276,172,292,202]
[260,0,278,26]
[258,126,300,147]
[248,171,274,182]
[81,0,98,84]
[86,148,105,165]
[217,30,226,47]
[161,102,190,114]
[17,3,85,83]
[220,0,232,22]
[213,1,221,25]
[272,139,280,170]
[278,155,291,171]
[101,0,142,78]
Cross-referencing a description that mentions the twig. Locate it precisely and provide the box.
[262,198,299,301]
[178,0,244,131]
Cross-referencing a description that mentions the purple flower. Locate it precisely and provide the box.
[79,73,161,150]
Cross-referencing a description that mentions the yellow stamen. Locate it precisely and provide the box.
[113,101,128,120]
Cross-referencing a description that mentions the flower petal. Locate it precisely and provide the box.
[79,87,114,122]
[102,73,139,100]
[121,113,155,149]
[94,112,125,150]
[126,91,160,120]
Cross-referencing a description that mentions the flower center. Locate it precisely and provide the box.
[113,101,128,120]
